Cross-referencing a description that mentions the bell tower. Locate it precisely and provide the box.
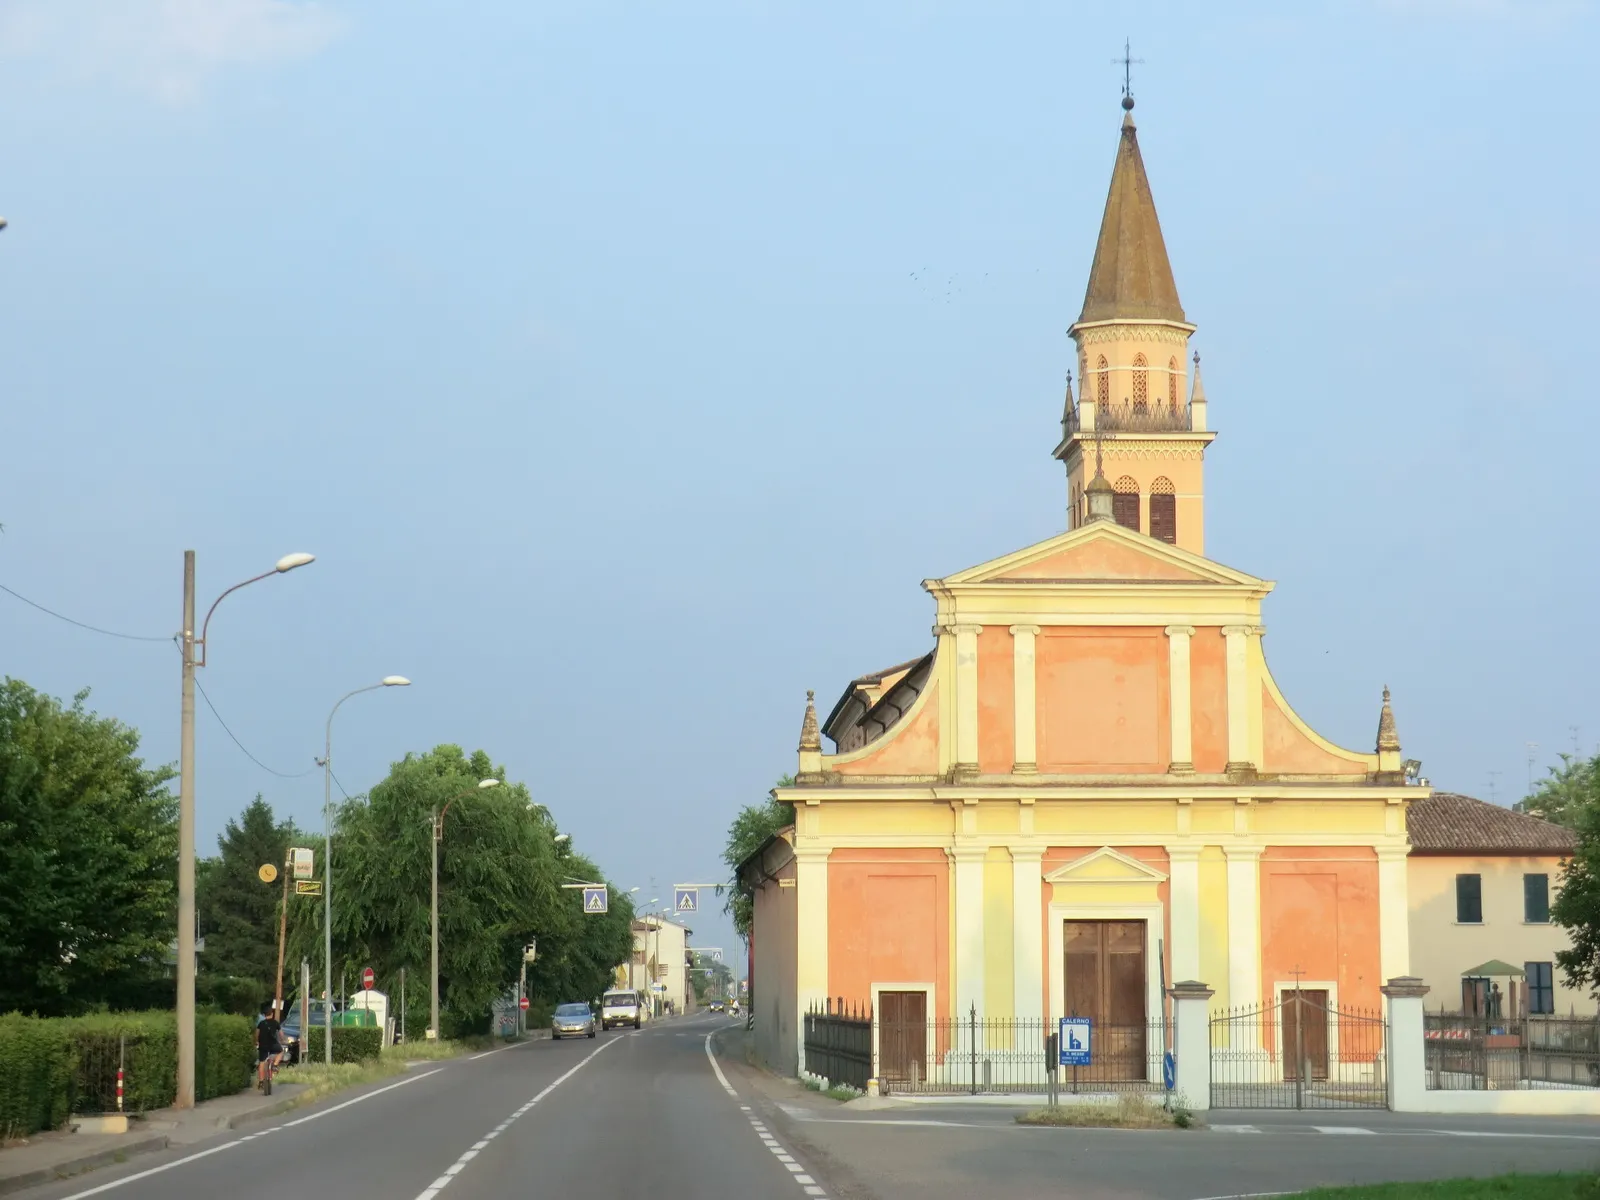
[1053,94,1216,555]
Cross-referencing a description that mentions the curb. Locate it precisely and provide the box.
[0,1135,170,1197]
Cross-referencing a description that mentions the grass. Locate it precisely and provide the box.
[1016,1093,1194,1130]
[272,1038,483,1108]
[800,1075,864,1102]
[1277,1177,1600,1199]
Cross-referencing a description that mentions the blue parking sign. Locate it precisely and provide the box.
[1058,1017,1092,1066]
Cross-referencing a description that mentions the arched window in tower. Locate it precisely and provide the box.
[1149,477,1177,545]
[1096,355,1109,407]
[1112,476,1141,532]
[1168,358,1180,409]
[1132,354,1148,412]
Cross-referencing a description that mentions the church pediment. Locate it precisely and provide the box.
[1044,847,1169,885]
[938,521,1268,590]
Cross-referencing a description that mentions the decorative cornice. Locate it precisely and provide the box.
[1071,322,1194,347]
[1062,441,1209,462]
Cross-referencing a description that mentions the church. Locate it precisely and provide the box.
[741,95,1422,1081]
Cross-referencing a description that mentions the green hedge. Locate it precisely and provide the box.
[0,1012,254,1136]
[305,1025,382,1064]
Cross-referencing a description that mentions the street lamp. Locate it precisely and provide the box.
[321,676,409,1063]
[431,778,500,1040]
[176,550,314,1109]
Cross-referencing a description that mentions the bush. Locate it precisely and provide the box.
[0,1014,73,1138]
[197,1015,254,1100]
[305,1025,382,1064]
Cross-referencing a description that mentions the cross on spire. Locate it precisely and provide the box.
[1114,38,1144,110]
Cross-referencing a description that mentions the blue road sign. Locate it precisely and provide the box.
[675,887,699,914]
[1163,1051,1176,1090]
[1058,1017,1092,1067]
[582,887,608,914]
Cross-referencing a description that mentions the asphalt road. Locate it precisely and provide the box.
[22,1013,817,1200]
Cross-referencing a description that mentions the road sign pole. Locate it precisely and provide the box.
[273,860,290,1019]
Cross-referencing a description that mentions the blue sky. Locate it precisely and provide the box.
[2,0,1597,968]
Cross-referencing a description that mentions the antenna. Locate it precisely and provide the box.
[1488,771,1502,804]
[1573,726,1583,757]
[1526,742,1539,796]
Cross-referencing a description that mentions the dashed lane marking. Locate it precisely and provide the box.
[706,1033,830,1198]
[411,1039,616,1200]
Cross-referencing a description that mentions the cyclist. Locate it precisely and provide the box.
[256,1000,284,1090]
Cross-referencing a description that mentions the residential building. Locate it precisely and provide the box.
[1406,792,1586,1016]
[621,915,692,1016]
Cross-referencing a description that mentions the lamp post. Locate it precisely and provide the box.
[431,778,501,1040]
[176,550,314,1109]
[321,677,410,1063]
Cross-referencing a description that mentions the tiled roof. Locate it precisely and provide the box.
[1407,791,1576,855]
[1078,106,1185,325]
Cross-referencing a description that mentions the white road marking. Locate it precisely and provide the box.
[1312,1126,1375,1135]
[705,1032,831,1200]
[54,1069,446,1198]
[411,1038,616,1200]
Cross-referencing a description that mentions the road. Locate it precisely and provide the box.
[18,1014,1600,1200]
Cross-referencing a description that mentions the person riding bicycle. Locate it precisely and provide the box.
[256,1000,283,1086]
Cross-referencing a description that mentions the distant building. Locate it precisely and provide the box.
[1406,792,1586,1016]
[621,915,692,1016]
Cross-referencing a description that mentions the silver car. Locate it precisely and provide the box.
[551,1002,596,1039]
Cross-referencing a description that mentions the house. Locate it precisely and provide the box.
[742,95,1424,1084]
[1406,792,1586,1016]
[619,915,693,1016]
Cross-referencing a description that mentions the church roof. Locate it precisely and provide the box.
[1078,104,1186,325]
[1406,792,1576,856]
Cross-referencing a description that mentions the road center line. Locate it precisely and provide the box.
[411,1037,617,1200]
[55,1068,446,1199]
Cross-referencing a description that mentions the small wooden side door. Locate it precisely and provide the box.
[1283,991,1330,1082]
[879,991,928,1084]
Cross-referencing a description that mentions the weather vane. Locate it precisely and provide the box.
[1114,39,1144,108]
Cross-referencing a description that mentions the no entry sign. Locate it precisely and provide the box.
[518,996,529,1011]
[361,967,375,990]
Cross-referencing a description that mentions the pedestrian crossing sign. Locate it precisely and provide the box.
[583,887,608,914]
[675,888,699,914]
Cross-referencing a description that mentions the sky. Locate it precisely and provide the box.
[2,0,1598,972]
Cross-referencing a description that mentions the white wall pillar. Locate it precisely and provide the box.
[953,847,987,1020]
[1377,845,1411,984]
[1221,625,1255,771]
[1382,976,1430,1112]
[1168,846,1202,983]
[1011,847,1044,1022]
[954,625,982,777]
[1165,625,1195,773]
[794,847,830,1072]
[1224,845,1262,1042]
[1168,980,1214,1111]
[1009,625,1039,774]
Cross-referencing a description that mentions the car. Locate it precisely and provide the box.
[552,1002,596,1039]
[709,1000,725,1013]
[278,998,340,1065]
[600,989,643,1030]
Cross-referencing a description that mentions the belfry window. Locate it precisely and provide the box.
[1149,477,1176,544]
[1132,354,1148,412]
[1096,356,1109,407]
[1112,476,1140,531]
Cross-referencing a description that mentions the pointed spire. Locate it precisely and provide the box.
[1078,101,1185,325]
[1061,370,1075,431]
[1376,686,1401,754]
[1190,351,1206,404]
[798,689,821,753]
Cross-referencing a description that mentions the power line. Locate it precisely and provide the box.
[192,673,316,780]
[0,581,171,642]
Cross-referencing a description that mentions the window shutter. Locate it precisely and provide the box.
[1524,874,1550,923]
[1149,480,1177,545]
[1456,873,1482,924]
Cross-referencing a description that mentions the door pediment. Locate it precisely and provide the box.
[1045,847,1169,886]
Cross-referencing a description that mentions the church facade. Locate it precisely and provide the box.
[744,98,1423,1079]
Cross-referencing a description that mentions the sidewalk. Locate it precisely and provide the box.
[0,1083,305,1196]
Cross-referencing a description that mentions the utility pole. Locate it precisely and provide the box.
[431,806,440,1039]
[176,552,197,1108]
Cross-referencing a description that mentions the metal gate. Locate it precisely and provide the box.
[1210,992,1389,1110]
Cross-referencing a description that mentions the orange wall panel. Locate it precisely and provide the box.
[830,681,942,776]
[1260,684,1367,776]
[977,626,1015,774]
[1036,629,1168,772]
[1189,628,1228,774]
[1260,848,1382,1022]
[828,848,950,1017]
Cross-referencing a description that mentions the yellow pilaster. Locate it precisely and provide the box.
[984,848,1014,1019]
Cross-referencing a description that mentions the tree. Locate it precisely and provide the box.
[0,679,177,1015]
[1552,799,1600,996]
[722,776,795,940]
[197,795,294,1008]
[1517,752,1600,828]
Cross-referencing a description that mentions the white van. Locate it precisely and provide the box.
[600,989,643,1030]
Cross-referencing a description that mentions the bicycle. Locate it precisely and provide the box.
[257,1048,283,1095]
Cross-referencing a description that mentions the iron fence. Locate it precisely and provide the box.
[71,1032,134,1115]
[803,999,872,1092]
[1210,996,1389,1110]
[1066,399,1194,435]
[1425,1011,1600,1091]
[876,1009,1168,1097]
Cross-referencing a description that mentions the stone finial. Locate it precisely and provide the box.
[1376,686,1401,754]
[1060,370,1075,431]
[1190,351,1207,404]
[798,689,821,753]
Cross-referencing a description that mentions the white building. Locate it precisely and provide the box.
[621,915,692,1016]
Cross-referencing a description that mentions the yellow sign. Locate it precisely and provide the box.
[295,880,323,896]
[258,863,278,884]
